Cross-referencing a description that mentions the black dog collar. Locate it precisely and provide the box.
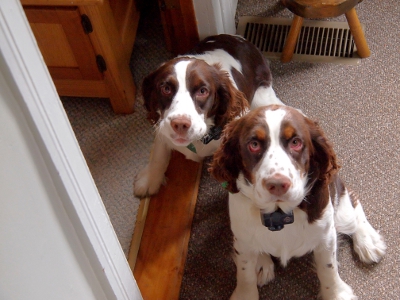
[261,208,294,231]
[200,126,222,144]
[187,126,223,153]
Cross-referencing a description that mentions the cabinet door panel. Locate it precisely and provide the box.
[24,6,102,80]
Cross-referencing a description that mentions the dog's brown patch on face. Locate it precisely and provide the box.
[219,107,271,188]
[283,125,295,140]
[255,127,266,140]
[186,60,217,114]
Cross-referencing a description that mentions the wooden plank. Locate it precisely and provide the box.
[133,151,202,300]
[21,0,103,6]
[128,196,150,271]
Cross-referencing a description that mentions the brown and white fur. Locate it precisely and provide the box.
[134,34,283,197]
[210,105,386,300]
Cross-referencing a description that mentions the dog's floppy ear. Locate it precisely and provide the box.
[300,117,340,223]
[142,70,161,125]
[210,68,249,128]
[209,119,244,193]
[307,118,339,185]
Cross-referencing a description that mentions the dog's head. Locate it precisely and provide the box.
[210,105,339,221]
[142,57,249,146]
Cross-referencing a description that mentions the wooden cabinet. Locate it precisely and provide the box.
[157,0,199,55]
[22,0,140,114]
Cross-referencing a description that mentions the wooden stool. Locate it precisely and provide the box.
[281,0,370,62]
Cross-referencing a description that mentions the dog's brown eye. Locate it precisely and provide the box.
[195,87,209,98]
[289,138,303,151]
[200,87,208,95]
[161,85,172,96]
[248,140,261,153]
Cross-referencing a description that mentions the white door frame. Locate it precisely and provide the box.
[0,1,141,299]
[193,0,238,39]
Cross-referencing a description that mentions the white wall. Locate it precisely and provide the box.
[0,68,109,300]
[0,1,142,299]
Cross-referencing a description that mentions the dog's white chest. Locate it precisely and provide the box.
[229,192,332,266]
[261,211,324,263]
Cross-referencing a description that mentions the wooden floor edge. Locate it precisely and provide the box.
[128,196,150,271]
[128,151,203,299]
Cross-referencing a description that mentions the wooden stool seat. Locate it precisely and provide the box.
[281,0,370,62]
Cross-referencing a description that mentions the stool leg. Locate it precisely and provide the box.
[281,15,303,63]
[345,7,370,58]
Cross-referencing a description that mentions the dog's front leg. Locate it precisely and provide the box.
[314,231,357,300]
[231,241,259,300]
[133,137,171,197]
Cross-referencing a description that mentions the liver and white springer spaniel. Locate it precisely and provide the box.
[134,34,283,197]
[210,105,386,300]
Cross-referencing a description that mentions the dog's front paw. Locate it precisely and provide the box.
[320,280,357,300]
[353,222,386,264]
[133,165,166,198]
[256,253,275,287]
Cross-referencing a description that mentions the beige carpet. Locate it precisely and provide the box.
[62,0,399,298]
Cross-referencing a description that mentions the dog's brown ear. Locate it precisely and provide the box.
[211,69,249,128]
[307,118,339,185]
[301,117,340,223]
[142,71,161,125]
[209,119,244,193]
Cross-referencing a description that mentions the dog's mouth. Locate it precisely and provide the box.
[173,137,191,145]
[260,199,296,214]
[170,132,204,146]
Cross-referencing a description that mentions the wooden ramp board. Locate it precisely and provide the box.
[132,151,202,300]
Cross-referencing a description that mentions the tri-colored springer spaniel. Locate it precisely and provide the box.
[210,105,386,300]
[134,34,283,197]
